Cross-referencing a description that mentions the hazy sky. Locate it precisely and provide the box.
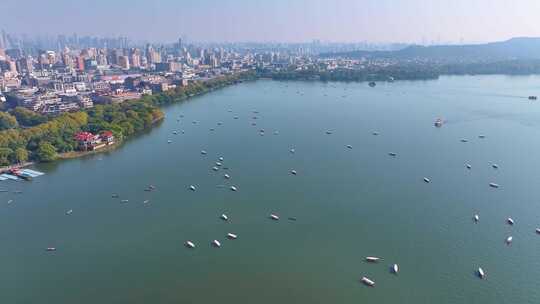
[1,0,539,43]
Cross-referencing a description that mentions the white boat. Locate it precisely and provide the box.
[466,164,472,169]
[536,228,540,234]
[489,183,499,188]
[478,267,485,279]
[492,164,499,169]
[221,214,228,221]
[201,150,207,155]
[392,264,399,274]
[218,157,224,161]
[167,140,172,144]
[66,209,73,215]
[507,218,514,225]
[361,277,375,287]
[212,166,219,171]
[185,241,195,248]
[216,162,222,166]
[121,199,129,203]
[46,247,56,251]
[7,200,13,204]
[270,214,280,220]
[230,186,237,191]
[423,177,431,183]
[506,236,513,244]
[189,185,196,191]
[224,174,230,179]
[143,200,150,204]
[474,214,479,222]
[290,148,295,154]
[346,145,353,149]
[227,233,238,239]
[173,131,178,135]
[212,240,221,247]
[290,170,297,175]
[365,257,380,262]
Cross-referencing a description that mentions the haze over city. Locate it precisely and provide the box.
[1,0,540,43]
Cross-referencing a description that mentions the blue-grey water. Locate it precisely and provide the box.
[3,75,540,303]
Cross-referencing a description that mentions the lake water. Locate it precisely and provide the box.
[3,75,540,303]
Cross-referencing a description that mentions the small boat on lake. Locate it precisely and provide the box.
[434,118,444,127]
[224,174,230,179]
[167,140,172,144]
[478,267,485,279]
[218,157,224,161]
[212,166,219,171]
[270,214,280,221]
[506,236,513,244]
[492,164,499,169]
[230,186,237,191]
[326,131,333,135]
[189,185,196,191]
[361,276,375,286]
[346,145,353,149]
[368,81,376,87]
[290,148,295,154]
[201,150,207,155]
[529,96,538,100]
[365,257,380,262]
[372,131,379,135]
[185,241,195,248]
[460,139,468,143]
[466,164,472,169]
[212,240,221,247]
[507,218,514,225]
[46,247,56,251]
[423,177,431,183]
[290,170,297,175]
[479,135,486,138]
[489,183,499,188]
[536,228,540,234]
[221,214,228,221]
[392,264,399,274]
[389,152,397,157]
[66,209,73,215]
[474,214,479,222]
[227,233,238,239]
[120,199,129,203]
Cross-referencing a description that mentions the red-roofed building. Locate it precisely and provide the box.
[74,131,114,151]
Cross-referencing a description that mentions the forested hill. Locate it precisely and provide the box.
[320,37,540,62]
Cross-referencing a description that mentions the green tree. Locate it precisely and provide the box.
[0,147,13,166]
[13,147,28,164]
[0,112,19,130]
[36,142,57,162]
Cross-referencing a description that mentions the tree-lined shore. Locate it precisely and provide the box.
[0,71,256,167]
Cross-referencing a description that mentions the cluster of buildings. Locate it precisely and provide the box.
[0,36,290,115]
[0,31,413,116]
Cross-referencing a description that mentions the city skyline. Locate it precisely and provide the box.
[1,0,540,44]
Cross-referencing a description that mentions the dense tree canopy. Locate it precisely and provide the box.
[0,112,19,130]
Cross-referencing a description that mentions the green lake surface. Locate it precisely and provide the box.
[3,75,540,303]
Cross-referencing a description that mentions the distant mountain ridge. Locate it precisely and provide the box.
[321,37,540,62]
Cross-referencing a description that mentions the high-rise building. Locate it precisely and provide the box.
[16,57,33,74]
[118,55,130,70]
